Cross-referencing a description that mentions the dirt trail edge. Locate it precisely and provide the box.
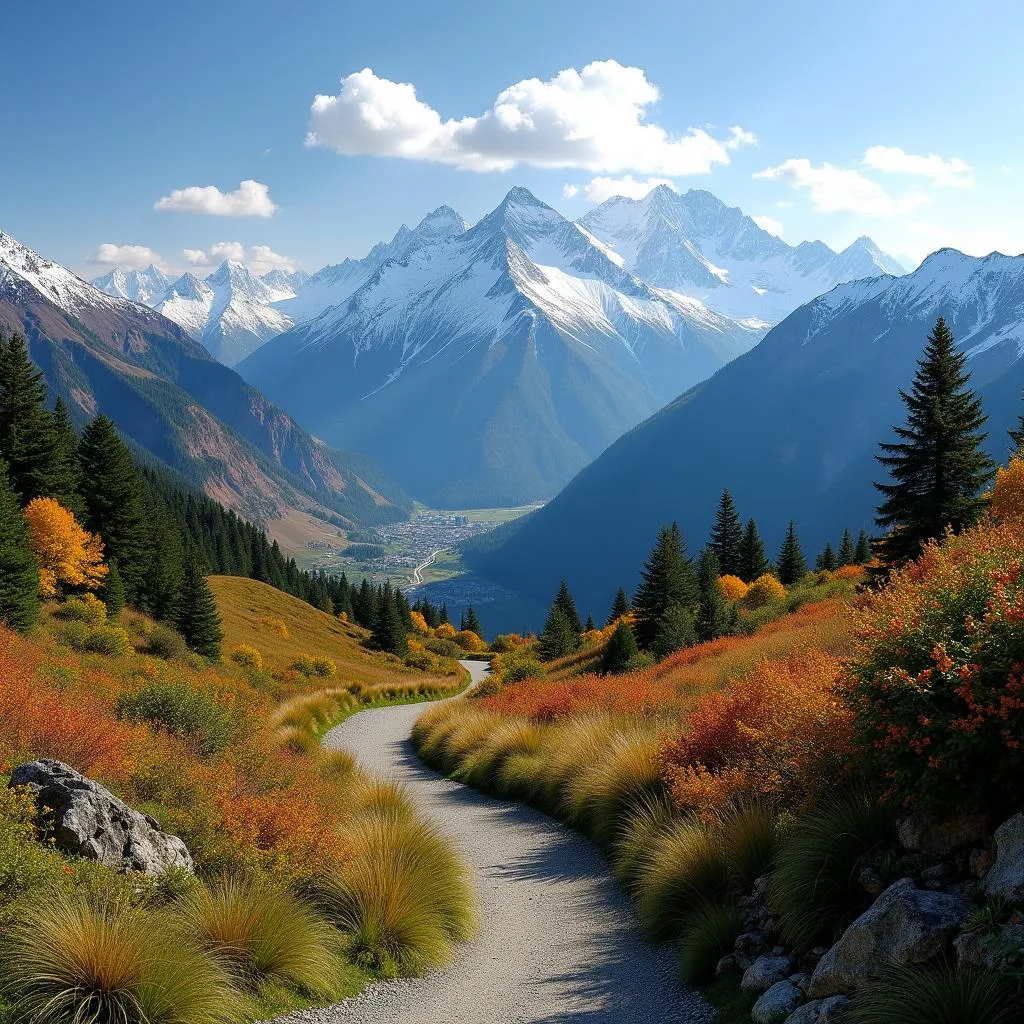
[277,660,711,1024]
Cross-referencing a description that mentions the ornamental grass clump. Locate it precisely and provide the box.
[677,901,746,984]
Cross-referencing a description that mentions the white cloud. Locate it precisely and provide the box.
[863,145,973,187]
[752,215,784,237]
[89,243,163,270]
[754,158,929,216]
[181,243,297,275]
[565,174,677,203]
[306,61,756,176]
[154,179,277,217]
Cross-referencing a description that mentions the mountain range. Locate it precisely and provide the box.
[468,247,1024,616]
[0,230,410,543]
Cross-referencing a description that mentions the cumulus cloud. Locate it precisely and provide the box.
[564,175,677,203]
[155,179,277,217]
[89,243,163,270]
[754,158,929,216]
[863,146,973,187]
[182,243,297,275]
[752,215,784,236]
[306,61,756,176]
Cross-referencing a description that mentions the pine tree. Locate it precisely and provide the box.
[439,603,450,625]
[652,604,696,660]
[855,530,873,564]
[633,523,698,650]
[837,529,856,567]
[607,588,631,626]
[101,559,125,618]
[601,619,639,675]
[777,521,808,585]
[875,317,995,568]
[175,561,223,660]
[584,613,596,632]
[815,542,838,572]
[553,580,582,636]
[709,488,744,577]
[78,415,148,602]
[1009,396,1024,452]
[739,519,769,583]
[142,497,182,620]
[0,462,39,633]
[0,332,61,504]
[49,397,83,516]
[538,604,575,661]
[464,605,482,637]
[695,547,729,643]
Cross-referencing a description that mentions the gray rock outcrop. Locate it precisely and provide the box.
[983,812,1024,903]
[751,980,803,1024]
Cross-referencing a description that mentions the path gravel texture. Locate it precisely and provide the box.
[277,661,710,1024]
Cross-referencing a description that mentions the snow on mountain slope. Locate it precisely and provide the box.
[154,273,214,338]
[239,187,763,506]
[91,264,173,305]
[261,268,309,300]
[578,186,906,324]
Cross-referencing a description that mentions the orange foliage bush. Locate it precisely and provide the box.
[455,629,484,652]
[660,650,852,811]
[24,498,106,598]
[718,575,750,601]
[990,457,1024,521]
[831,565,866,581]
[435,622,457,640]
[409,610,429,633]
[743,573,786,609]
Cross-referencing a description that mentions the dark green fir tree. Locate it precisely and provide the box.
[633,523,697,650]
[553,579,582,636]
[837,528,856,567]
[875,317,994,568]
[584,613,596,632]
[739,518,769,583]
[0,462,40,633]
[601,618,639,675]
[709,488,744,578]
[651,604,696,660]
[175,561,223,660]
[854,529,873,564]
[464,605,482,636]
[100,558,125,618]
[777,521,808,585]
[695,547,729,643]
[607,587,631,626]
[815,542,838,572]
[538,604,575,661]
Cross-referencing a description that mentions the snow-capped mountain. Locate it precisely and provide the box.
[91,264,173,306]
[471,247,1024,613]
[239,187,764,507]
[578,186,906,324]
[275,204,470,323]
[261,268,310,300]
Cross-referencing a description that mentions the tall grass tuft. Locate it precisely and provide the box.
[612,793,677,891]
[850,962,1024,1024]
[677,901,746,984]
[716,799,779,889]
[317,809,477,977]
[176,876,340,997]
[455,719,544,793]
[768,789,893,949]
[0,890,238,1024]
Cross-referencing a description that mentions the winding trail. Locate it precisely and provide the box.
[411,549,440,586]
[286,661,710,1024]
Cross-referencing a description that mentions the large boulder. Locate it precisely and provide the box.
[807,878,972,998]
[897,811,988,858]
[9,759,192,874]
[742,954,797,993]
[983,813,1024,903]
[784,996,850,1024]
[751,981,803,1024]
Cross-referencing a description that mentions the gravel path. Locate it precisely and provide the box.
[278,661,711,1024]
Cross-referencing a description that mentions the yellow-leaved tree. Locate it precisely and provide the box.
[24,497,107,598]
[991,457,1024,522]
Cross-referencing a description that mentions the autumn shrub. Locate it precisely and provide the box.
[424,637,462,659]
[434,622,457,640]
[454,629,484,652]
[847,518,1024,814]
[257,616,289,638]
[490,649,545,686]
[491,633,527,653]
[718,575,750,602]
[177,875,339,997]
[409,611,429,634]
[290,654,318,676]
[229,644,263,672]
[117,679,239,758]
[990,456,1024,522]
[53,593,108,625]
[743,573,786,610]
[24,497,107,598]
[146,625,188,660]
[0,890,238,1024]
[404,649,438,672]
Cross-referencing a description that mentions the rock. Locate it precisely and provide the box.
[798,947,829,974]
[9,759,192,875]
[856,865,886,896]
[715,954,738,976]
[898,811,988,858]
[735,930,770,969]
[919,862,956,890]
[983,813,1024,903]
[751,980,803,1024]
[806,878,972,998]
[789,972,810,992]
[969,846,995,879]
[956,921,1024,971]
[742,954,797,993]
[784,995,851,1024]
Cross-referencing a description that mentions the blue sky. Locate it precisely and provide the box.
[3,0,1022,278]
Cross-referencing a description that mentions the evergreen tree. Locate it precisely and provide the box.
[100,558,125,618]
[142,497,182,620]
[651,604,696,660]
[175,562,223,660]
[1009,395,1024,452]
[855,530,873,564]
[633,523,698,650]
[464,605,482,637]
[78,415,148,601]
[0,332,61,504]
[695,548,729,643]
[0,463,39,633]
[815,542,838,572]
[584,613,596,632]
[371,582,409,657]
[553,579,582,636]
[439,603,450,625]
[607,587,631,626]
[538,604,575,661]
[49,397,83,516]
[739,519,769,583]
[777,521,808,585]
[875,317,995,568]
[601,618,639,675]
[709,488,744,577]
[837,529,856,567]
